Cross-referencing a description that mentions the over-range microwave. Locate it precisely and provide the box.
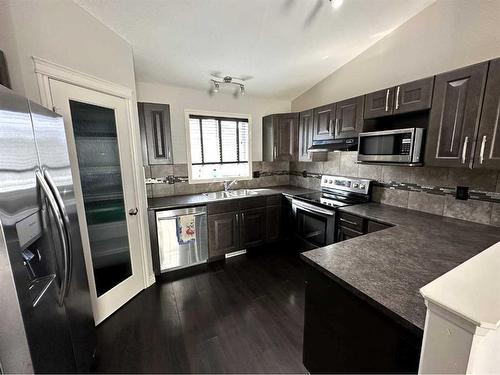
[357,128,425,165]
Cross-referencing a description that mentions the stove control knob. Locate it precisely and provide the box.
[328,179,333,184]
[359,184,365,189]
[323,179,328,183]
[353,183,359,188]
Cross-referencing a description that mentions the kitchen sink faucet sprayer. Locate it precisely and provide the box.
[224,180,238,192]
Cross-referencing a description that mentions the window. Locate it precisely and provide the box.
[186,112,251,182]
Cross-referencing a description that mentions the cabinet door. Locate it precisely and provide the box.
[474,58,500,170]
[262,115,275,162]
[239,207,266,248]
[366,220,391,233]
[313,103,336,141]
[337,226,363,242]
[298,110,314,161]
[425,62,488,168]
[138,102,173,165]
[275,113,299,161]
[266,205,282,243]
[393,77,434,115]
[335,96,364,139]
[364,88,393,119]
[208,211,239,258]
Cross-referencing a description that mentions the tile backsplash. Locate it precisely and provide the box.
[145,161,290,198]
[145,152,500,227]
[289,151,500,227]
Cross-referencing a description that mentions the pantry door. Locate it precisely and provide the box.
[50,79,144,324]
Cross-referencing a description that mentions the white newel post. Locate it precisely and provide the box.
[418,241,500,374]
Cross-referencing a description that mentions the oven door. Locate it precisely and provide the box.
[358,128,422,164]
[291,199,335,250]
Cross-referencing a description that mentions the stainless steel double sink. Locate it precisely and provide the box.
[202,189,260,200]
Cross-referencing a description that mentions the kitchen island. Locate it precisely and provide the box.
[301,203,500,373]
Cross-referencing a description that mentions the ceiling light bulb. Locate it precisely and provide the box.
[213,81,219,93]
[240,85,245,96]
[330,0,343,9]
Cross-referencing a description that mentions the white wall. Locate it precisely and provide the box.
[0,0,136,102]
[292,0,500,111]
[136,82,291,162]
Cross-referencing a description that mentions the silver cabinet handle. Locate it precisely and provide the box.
[385,89,390,112]
[395,86,400,110]
[273,145,277,160]
[461,136,469,164]
[129,208,139,215]
[339,218,358,226]
[44,170,72,299]
[480,135,487,164]
[36,170,69,306]
[329,119,333,136]
[335,118,340,136]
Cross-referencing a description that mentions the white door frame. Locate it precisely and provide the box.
[33,57,155,295]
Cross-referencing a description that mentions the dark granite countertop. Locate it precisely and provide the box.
[147,185,317,210]
[301,203,500,333]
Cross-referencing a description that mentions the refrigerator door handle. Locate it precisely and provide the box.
[35,170,69,306]
[43,170,73,299]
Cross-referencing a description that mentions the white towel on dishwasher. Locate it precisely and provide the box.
[176,214,196,244]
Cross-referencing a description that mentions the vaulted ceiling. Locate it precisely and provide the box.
[75,0,434,100]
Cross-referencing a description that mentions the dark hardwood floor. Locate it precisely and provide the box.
[94,247,308,373]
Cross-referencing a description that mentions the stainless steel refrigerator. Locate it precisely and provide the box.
[0,85,96,373]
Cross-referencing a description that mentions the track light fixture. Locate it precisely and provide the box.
[329,0,343,9]
[210,76,246,97]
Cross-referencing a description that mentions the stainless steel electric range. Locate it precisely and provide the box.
[291,175,372,250]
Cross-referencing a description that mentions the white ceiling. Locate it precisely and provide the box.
[75,0,434,100]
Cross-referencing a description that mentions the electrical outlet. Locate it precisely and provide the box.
[252,171,260,178]
[455,186,469,200]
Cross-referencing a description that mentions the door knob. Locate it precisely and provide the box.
[128,208,138,216]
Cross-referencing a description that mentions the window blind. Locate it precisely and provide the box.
[188,115,249,165]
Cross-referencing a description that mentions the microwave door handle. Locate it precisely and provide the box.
[43,170,72,299]
[385,89,390,112]
[36,171,69,306]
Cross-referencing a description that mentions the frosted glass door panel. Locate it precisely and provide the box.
[69,101,132,296]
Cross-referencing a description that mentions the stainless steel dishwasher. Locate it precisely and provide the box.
[155,206,208,272]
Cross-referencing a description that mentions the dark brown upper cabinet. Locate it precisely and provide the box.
[474,58,500,170]
[313,103,336,141]
[364,77,433,119]
[138,102,173,165]
[364,88,394,119]
[393,77,434,115]
[425,62,488,168]
[298,110,314,161]
[335,96,364,139]
[262,113,299,162]
[239,207,267,248]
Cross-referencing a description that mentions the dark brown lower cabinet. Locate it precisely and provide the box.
[266,205,282,242]
[239,207,267,248]
[208,211,239,258]
[337,226,363,241]
[303,265,422,373]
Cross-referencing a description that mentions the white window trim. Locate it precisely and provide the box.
[185,109,253,184]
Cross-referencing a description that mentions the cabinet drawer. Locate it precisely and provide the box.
[266,194,282,206]
[239,196,266,210]
[338,212,364,232]
[207,200,239,215]
[367,220,391,233]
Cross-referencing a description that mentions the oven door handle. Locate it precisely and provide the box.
[292,199,335,216]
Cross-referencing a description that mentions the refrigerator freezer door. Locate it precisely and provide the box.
[0,86,76,373]
[30,101,96,371]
